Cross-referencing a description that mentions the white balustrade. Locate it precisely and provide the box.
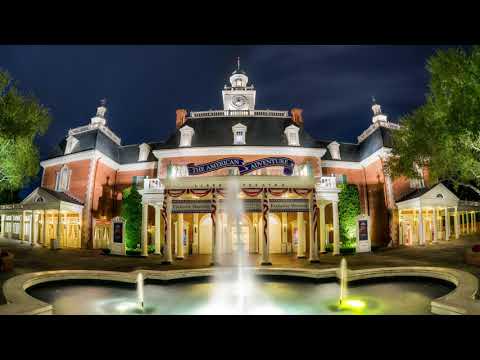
[316,176,337,190]
[190,109,289,118]
[143,178,165,192]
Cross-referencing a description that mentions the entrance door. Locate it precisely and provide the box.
[199,216,212,254]
[231,225,249,252]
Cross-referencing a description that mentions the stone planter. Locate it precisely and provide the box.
[465,246,480,266]
[0,251,14,272]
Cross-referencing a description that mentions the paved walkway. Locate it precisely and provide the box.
[1,235,480,304]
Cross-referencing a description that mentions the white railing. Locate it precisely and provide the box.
[68,123,121,145]
[189,109,289,118]
[357,121,401,143]
[316,176,337,190]
[144,178,165,192]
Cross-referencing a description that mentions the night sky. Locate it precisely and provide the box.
[0,45,453,196]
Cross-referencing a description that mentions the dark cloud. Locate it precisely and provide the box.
[0,45,452,155]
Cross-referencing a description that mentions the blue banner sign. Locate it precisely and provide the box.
[187,157,295,176]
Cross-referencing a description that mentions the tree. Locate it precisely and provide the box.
[121,185,142,249]
[0,69,51,197]
[338,183,361,247]
[386,46,480,195]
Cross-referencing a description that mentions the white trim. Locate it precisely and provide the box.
[153,146,327,159]
[40,150,96,168]
[118,162,157,172]
[321,160,363,169]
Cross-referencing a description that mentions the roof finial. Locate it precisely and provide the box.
[100,98,107,106]
[372,96,376,104]
[237,56,240,71]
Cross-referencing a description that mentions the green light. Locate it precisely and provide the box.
[338,299,366,312]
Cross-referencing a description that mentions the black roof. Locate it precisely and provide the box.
[40,187,84,205]
[44,117,396,165]
[396,187,432,203]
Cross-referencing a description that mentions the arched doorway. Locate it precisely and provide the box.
[199,215,212,254]
[269,213,282,254]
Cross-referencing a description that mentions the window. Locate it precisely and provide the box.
[179,126,195,147]
[55,165,71,192]
[327,141,341,160]
[284,125,300,146]
[138,143,151,162]
[232,123,247,145]
[64,135,79,155]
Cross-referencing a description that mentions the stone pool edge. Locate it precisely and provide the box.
[1,266,479,315]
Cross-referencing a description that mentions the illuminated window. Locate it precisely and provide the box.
[55,165,71,192]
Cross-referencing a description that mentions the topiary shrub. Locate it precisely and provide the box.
[338,183,361,248]
[121,184,142,250]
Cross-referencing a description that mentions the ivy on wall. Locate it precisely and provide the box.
[338,183,361,248]
[121,184,142,250]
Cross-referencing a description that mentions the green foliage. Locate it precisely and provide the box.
[0,69,51,193]
[386,46,480,195]
[338,183,361,246]
[121,185,142,249]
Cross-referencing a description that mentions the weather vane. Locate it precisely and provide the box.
[237,56,240,70]
[372,96,376,104]
[100,98,107,106]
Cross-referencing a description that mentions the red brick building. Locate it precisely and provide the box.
[6,63,474,265]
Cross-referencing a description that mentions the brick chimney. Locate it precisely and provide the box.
[176,109,188,129]
[291,108,304,126]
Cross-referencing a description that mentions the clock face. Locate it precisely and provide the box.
[232,95,247,108]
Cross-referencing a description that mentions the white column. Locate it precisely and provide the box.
[56,211,61,248]
[42,211,47,247]
[319,202,326,253]
[398,210,403,245]
[253,213,259,253]
[467,211,471,234]
[193,213,199,255]
[332,200,340,255]
[0,214,4,237]
[163,197,173,264]
[141,203,148,257]
[281,212,288,254]
[308,194,319,263]
[454,207,459,239]
[296,212,306,258]
[260,189,271,265]
[20,211,25,241]
[418,207,425,245]
[31,212,37,246]
[432,208,438,243]
[445,208,451,241]
[154,205,161,255]
[176,213,184,259]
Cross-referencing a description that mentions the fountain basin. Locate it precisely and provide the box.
[1,267,480,315]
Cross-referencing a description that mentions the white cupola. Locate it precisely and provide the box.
[327,141,341,160]
[222,58,256,111]
[179,125,195,147]
[371,97,388,123]
[91,99,107,126]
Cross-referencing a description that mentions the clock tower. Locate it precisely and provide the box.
[222,58,256,111]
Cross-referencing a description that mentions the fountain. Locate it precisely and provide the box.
[137,272,144,310]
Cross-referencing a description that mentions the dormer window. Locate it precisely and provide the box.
[327,141,341,160]
[55,165,71,192]
[179,125,195,147]
[64,135,79,155]
[138,143,151,162]
[232,123,247,145]
[284,125,300,146]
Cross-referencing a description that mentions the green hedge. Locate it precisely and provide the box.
[121,184,142,250]
[338,183,361,249]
